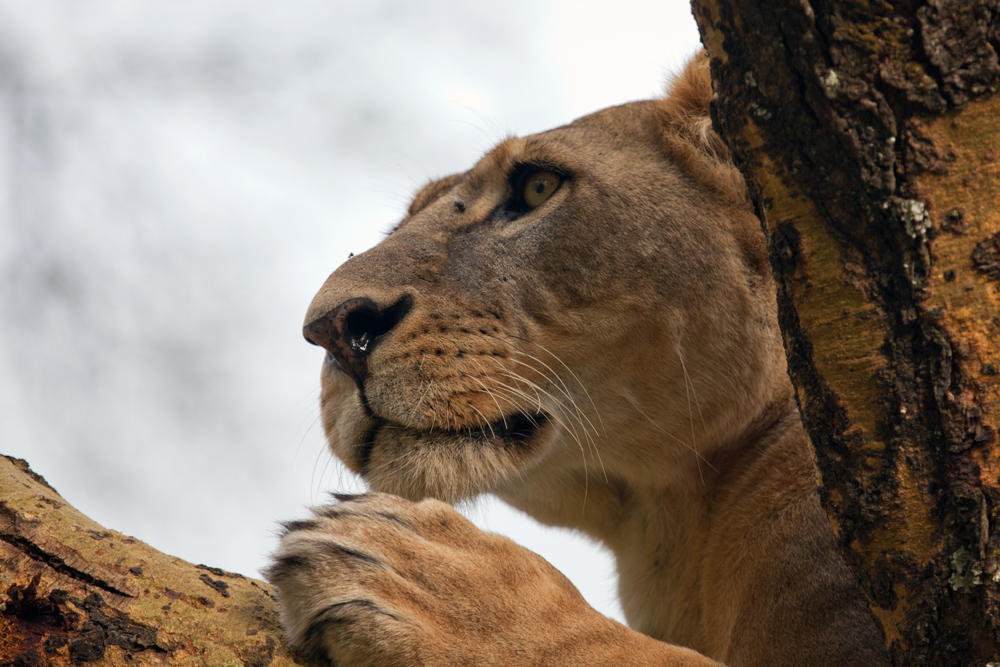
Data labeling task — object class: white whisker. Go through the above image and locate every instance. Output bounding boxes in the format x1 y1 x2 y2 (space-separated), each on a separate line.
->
469 403 497 439
504 333 607 437
464 357 510 431
503 346 602 442
413 379 434 416
489 382 592 508
678 351 701 484
677 348 707 433
626 394 717 481
494 357 607 481
492 365 604 480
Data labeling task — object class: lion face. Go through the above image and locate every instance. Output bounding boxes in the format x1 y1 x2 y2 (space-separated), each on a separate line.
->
304 93 789 505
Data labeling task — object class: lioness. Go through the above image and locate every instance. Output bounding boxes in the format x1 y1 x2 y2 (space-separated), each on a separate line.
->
267 53 891 667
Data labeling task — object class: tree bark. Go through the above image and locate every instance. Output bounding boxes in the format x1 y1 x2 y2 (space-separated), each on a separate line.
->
5 6 1000 665
0 455 302 666
690 1 1000 665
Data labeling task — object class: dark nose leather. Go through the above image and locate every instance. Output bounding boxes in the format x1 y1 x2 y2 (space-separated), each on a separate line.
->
303 295 412 384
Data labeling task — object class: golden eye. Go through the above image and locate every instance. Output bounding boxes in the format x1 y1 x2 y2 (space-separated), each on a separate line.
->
522 170 561 209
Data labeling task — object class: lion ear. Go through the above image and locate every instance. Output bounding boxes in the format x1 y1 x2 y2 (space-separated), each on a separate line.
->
657 51 729 161
407 173 464 217
653 51 744 199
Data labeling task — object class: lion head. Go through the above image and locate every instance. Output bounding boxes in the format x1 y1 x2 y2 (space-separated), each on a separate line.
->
302 53 791 510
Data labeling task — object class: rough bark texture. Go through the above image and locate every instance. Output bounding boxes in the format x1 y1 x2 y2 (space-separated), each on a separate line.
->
5 6 999 664
0 455 302 666
690 1 1000 665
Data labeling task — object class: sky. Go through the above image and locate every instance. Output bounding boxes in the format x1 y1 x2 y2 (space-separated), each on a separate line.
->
0 0 702 623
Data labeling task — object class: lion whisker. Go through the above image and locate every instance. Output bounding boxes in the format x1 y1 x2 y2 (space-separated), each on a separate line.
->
500 355 593 433
676 347 707 434
312 444 337 503
625 394 717 480
490 383 590 466
488 382 593 508
676 350 701 484
502 333 607 437
464 357 511 431
468 403 498 440
492 367 606 483
502 347 602 442
492 358 607 481
413 379 434 417
295 408 324 459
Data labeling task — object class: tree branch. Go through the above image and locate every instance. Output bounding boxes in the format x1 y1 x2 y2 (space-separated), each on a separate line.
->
0 454 303 666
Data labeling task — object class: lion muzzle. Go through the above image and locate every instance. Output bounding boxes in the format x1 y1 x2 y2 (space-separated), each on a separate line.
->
304 294 413 386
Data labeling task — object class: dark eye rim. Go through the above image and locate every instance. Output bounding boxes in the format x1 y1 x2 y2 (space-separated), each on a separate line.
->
505 163 569 215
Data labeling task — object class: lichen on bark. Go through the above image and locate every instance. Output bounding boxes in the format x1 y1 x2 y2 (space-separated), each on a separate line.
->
690 0 1000 664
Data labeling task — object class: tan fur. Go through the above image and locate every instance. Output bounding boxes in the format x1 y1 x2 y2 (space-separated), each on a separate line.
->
268 55 890 667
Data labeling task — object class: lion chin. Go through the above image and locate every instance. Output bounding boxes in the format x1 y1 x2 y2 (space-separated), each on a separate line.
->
355 404 557 504
268 52 892 667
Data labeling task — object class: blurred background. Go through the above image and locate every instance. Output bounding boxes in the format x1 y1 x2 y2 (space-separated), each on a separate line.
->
0 0 701 622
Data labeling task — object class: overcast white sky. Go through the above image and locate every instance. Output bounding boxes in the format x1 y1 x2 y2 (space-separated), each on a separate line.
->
0 0 702 622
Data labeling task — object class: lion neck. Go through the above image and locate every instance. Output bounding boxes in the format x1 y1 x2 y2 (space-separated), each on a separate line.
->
611 398 813 648
495 390 819 656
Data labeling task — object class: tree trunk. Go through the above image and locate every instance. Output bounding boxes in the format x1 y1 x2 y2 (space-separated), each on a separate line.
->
690 1 1000 665
0 455 302 666
5 6 999 665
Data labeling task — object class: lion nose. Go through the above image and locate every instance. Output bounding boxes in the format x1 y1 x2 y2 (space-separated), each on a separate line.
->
303 295 413 383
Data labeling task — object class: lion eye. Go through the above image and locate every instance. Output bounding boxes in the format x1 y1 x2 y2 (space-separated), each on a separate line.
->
521 170 561 210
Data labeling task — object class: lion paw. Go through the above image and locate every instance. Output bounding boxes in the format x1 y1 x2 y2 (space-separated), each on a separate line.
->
267 492 600 667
